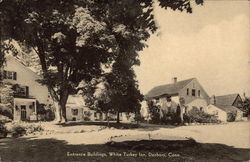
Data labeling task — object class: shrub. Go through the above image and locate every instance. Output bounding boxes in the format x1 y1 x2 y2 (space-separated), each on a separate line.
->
162 112 179 124
148 102 182 124
227 112 236 122
0 122 8 138
26 124 44 134
37 104 47 115
37 104 55 121
149 105 161 124
0 114 12 123
147 101 221 124
83 111 92 121
186 107 220 123
45 109 55 121
11 125 26 138
134 112 144 123
0 105 13 120
8 123 44 137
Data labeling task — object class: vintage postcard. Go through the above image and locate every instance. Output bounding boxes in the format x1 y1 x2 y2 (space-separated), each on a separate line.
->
0 0 249 162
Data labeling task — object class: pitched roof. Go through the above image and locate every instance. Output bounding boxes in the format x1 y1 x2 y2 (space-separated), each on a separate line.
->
215 94 239 106
5 55 41 77
66 95 86 108
145 78 195 99
215 105 243 113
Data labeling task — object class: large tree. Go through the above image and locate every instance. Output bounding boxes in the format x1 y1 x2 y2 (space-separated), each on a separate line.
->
104 60 143 123
83 58 144 123
0 0 203 123
242 96 250 116
0 36 5 69
0 52 4 69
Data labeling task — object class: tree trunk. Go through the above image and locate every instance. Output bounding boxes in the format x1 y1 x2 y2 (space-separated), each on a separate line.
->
61 105 67 123
54 101 62 123
48 88 62 123
60 90 69 123
135 111 140 125
54 101 67 124
116 111 120 123
106 112 110 127
53 93 68 124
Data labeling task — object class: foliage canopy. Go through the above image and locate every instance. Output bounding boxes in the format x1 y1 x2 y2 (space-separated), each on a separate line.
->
0 0 203 122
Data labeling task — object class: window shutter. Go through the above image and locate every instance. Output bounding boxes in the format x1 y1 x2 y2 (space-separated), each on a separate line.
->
26 86 29 97
3 70 7 79
13 72 17 80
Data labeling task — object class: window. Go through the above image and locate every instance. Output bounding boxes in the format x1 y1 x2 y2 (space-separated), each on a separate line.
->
200 107 203 111
192 89 196 96
187 88 189 96
94 112 97 117
72 109 78 116
198 90 200 97
3 70 17 80
192 106 198 110
13 85 29 97
19 87 27 96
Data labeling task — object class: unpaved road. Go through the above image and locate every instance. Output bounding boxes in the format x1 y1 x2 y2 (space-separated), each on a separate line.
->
32 121 250 148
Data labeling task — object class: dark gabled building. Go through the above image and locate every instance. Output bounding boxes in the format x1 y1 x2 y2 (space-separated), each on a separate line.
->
208 93 244 121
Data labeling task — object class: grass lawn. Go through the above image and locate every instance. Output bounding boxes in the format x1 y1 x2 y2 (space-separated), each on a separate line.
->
0 136 249 162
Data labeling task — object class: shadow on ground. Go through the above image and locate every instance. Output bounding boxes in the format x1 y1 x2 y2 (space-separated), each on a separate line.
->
61 121 143 129
60 121 180 132
0 137 249 162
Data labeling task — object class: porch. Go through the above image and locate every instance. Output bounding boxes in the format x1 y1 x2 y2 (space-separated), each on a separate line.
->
13 98 37 121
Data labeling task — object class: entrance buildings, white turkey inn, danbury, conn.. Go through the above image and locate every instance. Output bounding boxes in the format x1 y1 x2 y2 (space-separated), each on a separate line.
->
144 77 244 122
0 54 244 122
0 55 50 121
145 77 210 113
0 54 135 122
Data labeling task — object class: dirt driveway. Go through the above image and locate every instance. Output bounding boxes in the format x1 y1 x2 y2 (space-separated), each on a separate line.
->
29 121 250 148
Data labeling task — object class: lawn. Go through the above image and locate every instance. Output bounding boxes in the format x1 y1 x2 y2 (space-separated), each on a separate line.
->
0 136 249 162
0 121 249 162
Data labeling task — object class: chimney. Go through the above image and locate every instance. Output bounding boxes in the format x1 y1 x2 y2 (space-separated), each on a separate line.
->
242 92 247 101
243 92 246 97
172 77 177 84
210 95 216 105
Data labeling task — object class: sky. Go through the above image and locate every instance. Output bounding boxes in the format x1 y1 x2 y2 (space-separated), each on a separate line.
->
134 0 250 97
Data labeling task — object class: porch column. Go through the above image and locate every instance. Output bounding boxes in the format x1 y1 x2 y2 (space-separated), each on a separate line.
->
13 98 20 121
34 100 37 121
13 98 16 121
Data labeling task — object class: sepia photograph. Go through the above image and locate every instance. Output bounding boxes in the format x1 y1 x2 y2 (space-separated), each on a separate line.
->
0 0 249 161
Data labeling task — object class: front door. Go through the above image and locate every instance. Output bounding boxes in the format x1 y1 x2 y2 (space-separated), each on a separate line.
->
21 105 27 121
